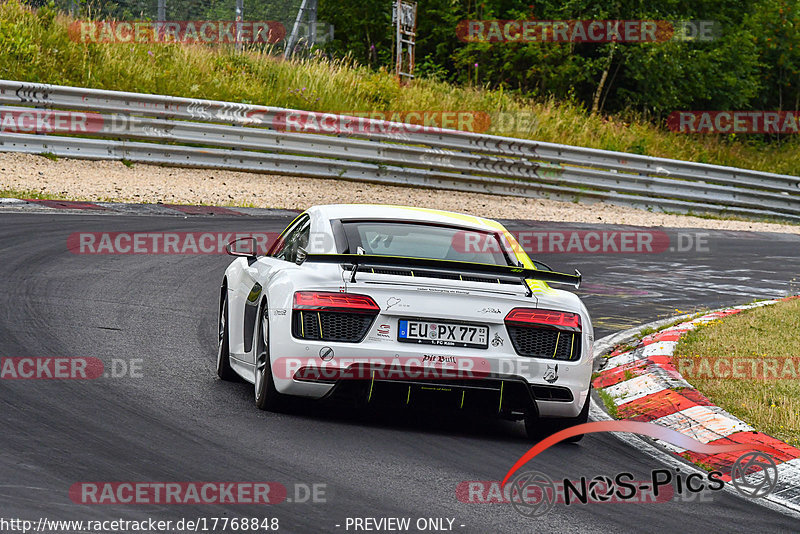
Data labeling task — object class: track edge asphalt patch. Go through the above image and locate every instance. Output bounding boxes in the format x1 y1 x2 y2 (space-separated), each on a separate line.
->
0 197 301 217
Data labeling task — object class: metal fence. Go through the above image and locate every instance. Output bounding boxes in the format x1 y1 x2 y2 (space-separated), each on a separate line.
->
25 0 302 25
1 79 799 222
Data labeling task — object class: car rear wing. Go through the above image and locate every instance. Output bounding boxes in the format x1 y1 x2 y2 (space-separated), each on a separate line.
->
302 253 582 296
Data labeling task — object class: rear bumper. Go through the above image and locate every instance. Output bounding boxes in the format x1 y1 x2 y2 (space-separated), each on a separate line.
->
269 347 591 419
268 305 593 419
322 373 581 420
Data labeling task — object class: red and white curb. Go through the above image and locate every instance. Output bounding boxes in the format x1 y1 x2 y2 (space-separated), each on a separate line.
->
592 297 800 514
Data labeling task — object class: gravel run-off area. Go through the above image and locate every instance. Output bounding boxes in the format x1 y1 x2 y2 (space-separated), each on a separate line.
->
1 152 798 234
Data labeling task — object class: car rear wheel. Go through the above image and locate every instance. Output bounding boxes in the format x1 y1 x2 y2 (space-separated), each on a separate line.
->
216 295 238 381
254 303 287 411
525 391 591 443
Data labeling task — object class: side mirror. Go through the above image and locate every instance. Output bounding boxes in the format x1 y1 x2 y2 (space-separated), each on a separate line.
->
225 237 258 258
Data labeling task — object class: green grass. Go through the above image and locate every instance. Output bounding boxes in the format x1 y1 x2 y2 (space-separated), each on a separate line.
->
680 453 716 472
2 0 800 177
633 313 702 341
664 209 800 226
608 342 638 357
674 298 800 447
623 369 635 381
0 187 281 209
597 389 619 419
635 326 658 340
0 188 62 200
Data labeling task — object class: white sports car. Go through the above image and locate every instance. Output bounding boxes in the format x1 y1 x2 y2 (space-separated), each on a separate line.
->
217 204 594 440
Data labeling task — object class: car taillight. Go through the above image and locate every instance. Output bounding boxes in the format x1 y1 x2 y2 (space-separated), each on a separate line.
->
504 308 581 331
292 292 379 343
505 308 582 360
293 291 380 314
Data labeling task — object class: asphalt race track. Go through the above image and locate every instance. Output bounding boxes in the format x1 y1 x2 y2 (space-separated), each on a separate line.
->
1 211 799 533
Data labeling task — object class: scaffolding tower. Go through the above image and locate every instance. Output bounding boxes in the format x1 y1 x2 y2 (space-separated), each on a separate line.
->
392 0 417 80
284 0 318 59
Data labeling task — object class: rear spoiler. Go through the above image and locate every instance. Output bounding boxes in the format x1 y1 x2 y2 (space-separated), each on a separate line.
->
302 253 582 296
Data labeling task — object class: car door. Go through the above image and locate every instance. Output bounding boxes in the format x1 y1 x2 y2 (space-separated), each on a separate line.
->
238 215 311 365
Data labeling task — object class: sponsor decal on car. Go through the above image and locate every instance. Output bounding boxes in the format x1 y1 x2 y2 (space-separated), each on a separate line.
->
543 364 559 384
491 333 504 347
386 297 404 309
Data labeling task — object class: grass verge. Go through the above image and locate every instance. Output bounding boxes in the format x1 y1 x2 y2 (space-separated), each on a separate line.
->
0 188 64 200
597 389 619 419
674 298 800 447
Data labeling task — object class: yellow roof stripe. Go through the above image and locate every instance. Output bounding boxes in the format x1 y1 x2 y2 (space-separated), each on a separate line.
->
382 205 552 293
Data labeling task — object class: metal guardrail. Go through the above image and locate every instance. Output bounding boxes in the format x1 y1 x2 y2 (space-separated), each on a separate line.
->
0 80 798 222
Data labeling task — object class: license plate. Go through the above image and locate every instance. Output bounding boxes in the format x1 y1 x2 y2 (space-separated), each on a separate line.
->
397 319 489 349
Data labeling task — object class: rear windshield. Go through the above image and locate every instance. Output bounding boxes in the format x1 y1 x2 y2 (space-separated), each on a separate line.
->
339 220 511 266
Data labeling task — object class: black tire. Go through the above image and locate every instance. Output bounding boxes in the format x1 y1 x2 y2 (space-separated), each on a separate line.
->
525 391 591 443
216 293 238 381
254 301 288 411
